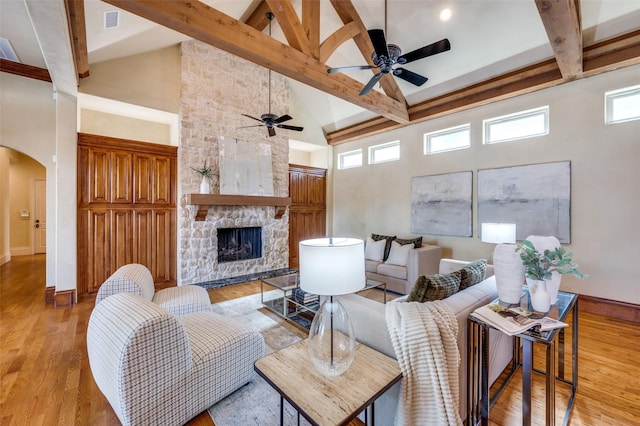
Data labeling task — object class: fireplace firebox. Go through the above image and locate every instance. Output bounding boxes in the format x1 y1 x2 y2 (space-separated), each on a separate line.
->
217 227 262 263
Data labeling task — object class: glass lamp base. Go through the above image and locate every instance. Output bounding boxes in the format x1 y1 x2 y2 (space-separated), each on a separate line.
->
307 296 356 376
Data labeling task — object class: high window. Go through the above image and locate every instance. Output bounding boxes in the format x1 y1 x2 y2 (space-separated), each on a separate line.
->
337 149 363 169
483 106 549 144
605 85 640 124
369 141 400 164
424 124 470 154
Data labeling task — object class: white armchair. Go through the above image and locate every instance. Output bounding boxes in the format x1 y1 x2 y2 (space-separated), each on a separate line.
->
87 292 265 426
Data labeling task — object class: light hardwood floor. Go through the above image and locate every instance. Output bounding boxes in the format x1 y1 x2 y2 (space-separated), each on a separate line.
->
1 255 639 425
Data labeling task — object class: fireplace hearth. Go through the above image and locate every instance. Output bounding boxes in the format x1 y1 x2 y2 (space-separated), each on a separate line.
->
218 227 262 263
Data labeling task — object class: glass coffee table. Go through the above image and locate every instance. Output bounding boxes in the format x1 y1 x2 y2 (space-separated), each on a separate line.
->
261 274 319 328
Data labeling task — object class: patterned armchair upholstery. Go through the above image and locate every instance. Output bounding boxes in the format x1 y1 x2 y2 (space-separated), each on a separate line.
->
87 292 265 426
95 263 212 317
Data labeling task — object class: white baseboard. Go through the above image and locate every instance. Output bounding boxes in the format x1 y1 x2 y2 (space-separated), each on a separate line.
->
10 246 32 256
0 252 10 266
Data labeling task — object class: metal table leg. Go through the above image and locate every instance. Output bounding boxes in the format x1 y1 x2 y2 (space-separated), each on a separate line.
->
522 339 533 426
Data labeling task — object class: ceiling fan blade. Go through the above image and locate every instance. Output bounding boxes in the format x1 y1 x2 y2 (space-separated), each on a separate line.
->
368 29 389 58
268 127 276 137
277 124 304 132
241 113 265 123
399 39 451 64
327 65 376 74
393 68 428 86
274 114 292 124
237 125 265 129
360 72 384 96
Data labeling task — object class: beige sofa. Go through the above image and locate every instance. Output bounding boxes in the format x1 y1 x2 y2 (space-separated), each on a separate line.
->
366 243 442 294
339 259 513 424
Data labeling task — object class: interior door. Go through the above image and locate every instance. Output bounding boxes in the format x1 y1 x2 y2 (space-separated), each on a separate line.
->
34 179 46 254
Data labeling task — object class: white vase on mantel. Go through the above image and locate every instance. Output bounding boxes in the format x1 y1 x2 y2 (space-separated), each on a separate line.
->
526 235 562 303
199 176 211 194
492 243 525 304
527 278 551 313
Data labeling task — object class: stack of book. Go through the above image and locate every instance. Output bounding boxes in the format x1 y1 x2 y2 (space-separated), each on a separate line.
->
291 287 319 305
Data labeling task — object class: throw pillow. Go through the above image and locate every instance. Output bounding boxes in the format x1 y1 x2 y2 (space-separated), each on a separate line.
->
371 233 396 260
364 237 386 262
385 240 413 266
459 259 488 290
407 271 462 303
395 236 423 249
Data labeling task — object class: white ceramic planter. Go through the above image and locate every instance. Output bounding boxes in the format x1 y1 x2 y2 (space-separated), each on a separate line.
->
525 235 562 303
199 176 211 194
527 278 551 313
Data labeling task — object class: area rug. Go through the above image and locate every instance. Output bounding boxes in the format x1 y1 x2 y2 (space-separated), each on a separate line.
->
207 288 396 425
208 291 312 426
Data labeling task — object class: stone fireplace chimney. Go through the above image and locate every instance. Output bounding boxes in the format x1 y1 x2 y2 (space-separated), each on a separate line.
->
178 41 290 285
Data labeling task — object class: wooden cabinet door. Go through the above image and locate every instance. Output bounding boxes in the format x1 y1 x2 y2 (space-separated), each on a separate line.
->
111 210 133 272
132 210 153 267
133 153 153 204
151 209 176 284
86 148 111 204
111 150 132 203
288 165 327 269
153 156 175 205
83 209 111 294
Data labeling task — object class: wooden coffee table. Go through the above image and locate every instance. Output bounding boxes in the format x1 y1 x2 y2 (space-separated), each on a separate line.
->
254 339 401 426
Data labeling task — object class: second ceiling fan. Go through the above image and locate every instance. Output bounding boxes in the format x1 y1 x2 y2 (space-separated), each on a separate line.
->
327 2 451 96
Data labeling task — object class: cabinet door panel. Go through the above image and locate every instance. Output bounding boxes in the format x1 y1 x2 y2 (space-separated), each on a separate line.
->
86 210 111 294
151 209 176 284
112 151 132 203
133 154 153 203
88 149 111 203
133 210 153 268
111 210 133 271
153 156 174 204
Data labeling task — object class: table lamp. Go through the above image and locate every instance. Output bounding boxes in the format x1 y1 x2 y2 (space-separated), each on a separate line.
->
298 237 365 376
481 223 523 304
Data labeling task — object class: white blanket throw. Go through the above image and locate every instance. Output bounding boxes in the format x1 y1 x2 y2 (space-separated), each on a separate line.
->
386 300 462 426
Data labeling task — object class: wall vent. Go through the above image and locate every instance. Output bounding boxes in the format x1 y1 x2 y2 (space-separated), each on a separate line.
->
104 10 120 29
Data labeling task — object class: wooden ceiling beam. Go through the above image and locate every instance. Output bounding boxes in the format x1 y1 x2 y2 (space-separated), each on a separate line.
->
103 0 409 124
326 29 640 145
302 0 320 59
319 21 360 63
65 0 90 78
535 0 583 80
265 0 311 55
243 1 272 31
0 58 51 82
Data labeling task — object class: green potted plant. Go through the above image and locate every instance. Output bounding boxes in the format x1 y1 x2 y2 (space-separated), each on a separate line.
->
191 160 213 194
516 239 586 311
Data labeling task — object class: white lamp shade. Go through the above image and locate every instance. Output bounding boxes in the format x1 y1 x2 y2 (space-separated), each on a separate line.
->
299 238 366 295
481 223 516 244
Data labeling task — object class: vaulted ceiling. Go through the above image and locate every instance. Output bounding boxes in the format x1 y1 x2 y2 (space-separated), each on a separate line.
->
2 0 640 145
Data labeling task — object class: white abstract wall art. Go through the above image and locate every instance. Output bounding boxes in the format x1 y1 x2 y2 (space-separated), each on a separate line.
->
219 136 274 196
410 171 473 237
478 161 571 243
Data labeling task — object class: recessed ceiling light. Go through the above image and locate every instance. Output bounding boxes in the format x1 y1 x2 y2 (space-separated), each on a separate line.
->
439 8 452 22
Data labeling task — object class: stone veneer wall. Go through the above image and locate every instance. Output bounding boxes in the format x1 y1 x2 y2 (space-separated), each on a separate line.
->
179 41 290 285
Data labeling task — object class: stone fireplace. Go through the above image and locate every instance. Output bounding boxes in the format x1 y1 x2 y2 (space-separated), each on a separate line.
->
178 41 290 285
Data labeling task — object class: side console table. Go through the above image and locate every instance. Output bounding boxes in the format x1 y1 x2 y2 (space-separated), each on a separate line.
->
467 290 578 426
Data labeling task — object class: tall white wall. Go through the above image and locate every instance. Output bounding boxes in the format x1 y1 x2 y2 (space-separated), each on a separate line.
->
332 64 640 304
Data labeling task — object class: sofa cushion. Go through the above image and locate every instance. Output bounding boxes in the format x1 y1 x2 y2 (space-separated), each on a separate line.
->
376 262 408 280
371 233 397 260
365 259 381 273
459 259 488 290
385 240 413 266
365 237 386 262
407 270 462 302
395 236 423 249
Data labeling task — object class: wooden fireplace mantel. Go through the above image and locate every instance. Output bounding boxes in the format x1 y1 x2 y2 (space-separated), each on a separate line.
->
186 194 291 221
